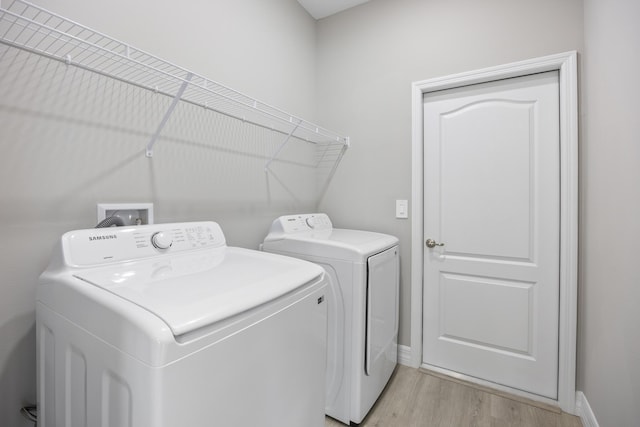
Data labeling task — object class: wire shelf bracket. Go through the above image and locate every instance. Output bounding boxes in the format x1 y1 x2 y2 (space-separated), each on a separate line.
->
264 119 302 172
146 72 193 158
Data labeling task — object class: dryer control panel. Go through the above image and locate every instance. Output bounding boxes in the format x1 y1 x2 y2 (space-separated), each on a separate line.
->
268 213 333 237
59 222 226 267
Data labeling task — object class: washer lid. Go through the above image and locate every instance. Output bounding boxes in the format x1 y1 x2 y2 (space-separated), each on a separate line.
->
263 228 399 261
73 247 323 336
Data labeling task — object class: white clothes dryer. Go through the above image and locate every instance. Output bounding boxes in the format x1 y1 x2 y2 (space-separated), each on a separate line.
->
261 213 399 425
37 221 328 427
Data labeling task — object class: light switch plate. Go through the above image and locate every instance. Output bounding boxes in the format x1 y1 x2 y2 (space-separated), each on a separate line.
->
396 200 408 219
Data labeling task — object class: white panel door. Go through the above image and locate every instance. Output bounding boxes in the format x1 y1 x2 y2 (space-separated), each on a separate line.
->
422 71 560 399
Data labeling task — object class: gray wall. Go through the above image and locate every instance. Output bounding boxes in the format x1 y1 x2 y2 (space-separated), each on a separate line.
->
0 0 319 425
580 0 640 425
315 0 584 348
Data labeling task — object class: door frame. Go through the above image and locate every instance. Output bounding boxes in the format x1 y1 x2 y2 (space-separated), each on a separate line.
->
410 51 578 413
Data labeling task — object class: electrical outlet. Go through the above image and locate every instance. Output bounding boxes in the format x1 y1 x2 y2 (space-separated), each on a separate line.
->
97 203 154 226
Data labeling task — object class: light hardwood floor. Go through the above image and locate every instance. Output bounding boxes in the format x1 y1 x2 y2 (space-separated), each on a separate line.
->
325 366 582 427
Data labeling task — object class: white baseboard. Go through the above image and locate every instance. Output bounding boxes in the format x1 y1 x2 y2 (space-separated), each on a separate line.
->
575 391 600 427
398 344 412 366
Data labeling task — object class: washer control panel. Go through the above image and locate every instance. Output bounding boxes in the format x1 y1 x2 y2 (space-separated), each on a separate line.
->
62 222 226 267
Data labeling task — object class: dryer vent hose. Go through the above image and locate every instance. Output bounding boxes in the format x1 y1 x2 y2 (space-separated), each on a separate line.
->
95 216 126 228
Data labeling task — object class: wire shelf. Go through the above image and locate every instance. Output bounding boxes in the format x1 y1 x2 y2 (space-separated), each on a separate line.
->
0 0 350 156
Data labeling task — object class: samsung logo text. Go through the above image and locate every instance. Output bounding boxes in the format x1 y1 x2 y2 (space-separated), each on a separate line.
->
88 235 117 242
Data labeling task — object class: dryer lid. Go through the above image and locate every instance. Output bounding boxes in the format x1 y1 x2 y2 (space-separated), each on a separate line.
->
73 247 323 336
263 228 399 261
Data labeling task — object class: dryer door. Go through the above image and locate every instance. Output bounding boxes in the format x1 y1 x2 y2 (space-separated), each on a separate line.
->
365 246 399 375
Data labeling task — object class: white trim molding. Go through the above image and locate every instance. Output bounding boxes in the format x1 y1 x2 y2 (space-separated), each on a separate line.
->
576 392 600 427
397 345 412 367
410 51 579 413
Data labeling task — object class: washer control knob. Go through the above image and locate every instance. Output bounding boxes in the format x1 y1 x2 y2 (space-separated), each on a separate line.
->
151 231 173 250
305 217 318 229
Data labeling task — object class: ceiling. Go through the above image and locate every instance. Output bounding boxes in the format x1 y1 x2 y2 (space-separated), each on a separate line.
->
297 0 371 19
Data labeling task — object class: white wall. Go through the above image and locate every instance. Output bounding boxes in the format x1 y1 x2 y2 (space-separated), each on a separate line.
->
0 1 318 425
580 0 640 425
315 0 584 347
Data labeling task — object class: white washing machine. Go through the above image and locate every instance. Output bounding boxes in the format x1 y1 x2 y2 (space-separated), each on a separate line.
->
261 213 399 425
37 221 328 427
